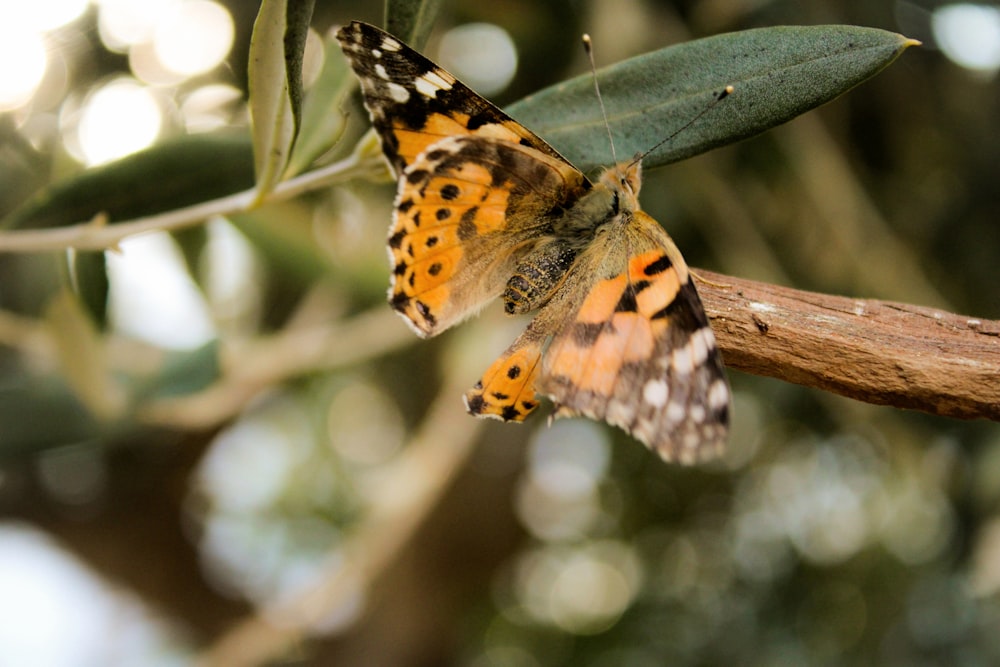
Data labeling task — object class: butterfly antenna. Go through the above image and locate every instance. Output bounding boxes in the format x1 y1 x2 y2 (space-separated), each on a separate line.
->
629 84 735 168
583 34 618 164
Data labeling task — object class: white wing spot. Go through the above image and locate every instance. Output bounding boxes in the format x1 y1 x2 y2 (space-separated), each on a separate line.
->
671 346 692 375
666 400 686 424
708 379 729 409
380 36 402 52
606 400 635 428
689 328 714 365
372 48 382 58
642 379 669 408
414 70 454 98
375 63 389 79
386 81 410 103
689 404 706 424
683 429 702 450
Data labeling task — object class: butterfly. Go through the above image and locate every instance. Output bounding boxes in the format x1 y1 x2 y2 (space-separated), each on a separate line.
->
336 21 729 463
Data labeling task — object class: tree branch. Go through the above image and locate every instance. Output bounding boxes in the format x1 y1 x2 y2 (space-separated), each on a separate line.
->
695 269 1000 421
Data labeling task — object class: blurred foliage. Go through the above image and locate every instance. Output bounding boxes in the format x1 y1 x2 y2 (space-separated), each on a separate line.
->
0 0 999 666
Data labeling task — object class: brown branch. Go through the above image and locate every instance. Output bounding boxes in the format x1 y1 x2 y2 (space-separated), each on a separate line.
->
695 270 1000 421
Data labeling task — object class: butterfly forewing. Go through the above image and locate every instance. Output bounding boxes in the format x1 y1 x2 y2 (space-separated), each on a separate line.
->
336 21 569 174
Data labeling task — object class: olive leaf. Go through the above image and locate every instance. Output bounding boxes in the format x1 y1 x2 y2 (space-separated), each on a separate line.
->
507 25 919 171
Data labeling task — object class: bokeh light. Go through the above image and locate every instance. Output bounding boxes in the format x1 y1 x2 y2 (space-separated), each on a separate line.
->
438 23 518 95
193 389 366 624
932 3 1000 75
327 381 405 467
516 421 612 541
153 0 234 76
0 0 90 110
0 25 48 110
179 83 244 132
0 524 182 665
512 541 642 635
74 77 163 165
106 231 216 349
96 0 174 51
13 0 89 32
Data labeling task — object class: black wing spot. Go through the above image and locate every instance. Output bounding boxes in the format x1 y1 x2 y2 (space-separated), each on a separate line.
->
467 394 485 414
501 405 521 421
436 208 452 221
390 292 411 311
406 169 428 185
662 284 710 330
466 112 492 131
428 262 442 276
643 255 673 276
398 199 414 213
615 288 638 313
440 183 460 200
507 365 521 379
491 391 510 401
388 230 405 249
425 235 439 248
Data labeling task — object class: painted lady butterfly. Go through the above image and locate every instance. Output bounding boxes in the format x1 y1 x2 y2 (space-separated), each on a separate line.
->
337 21 729 463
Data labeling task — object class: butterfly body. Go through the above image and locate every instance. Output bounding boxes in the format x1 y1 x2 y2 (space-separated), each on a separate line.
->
337 21 729 463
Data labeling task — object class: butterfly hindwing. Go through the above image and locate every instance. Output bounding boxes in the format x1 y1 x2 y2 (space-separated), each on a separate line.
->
539 211 729 463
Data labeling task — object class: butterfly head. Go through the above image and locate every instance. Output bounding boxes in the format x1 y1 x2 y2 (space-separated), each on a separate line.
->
600 159 643 210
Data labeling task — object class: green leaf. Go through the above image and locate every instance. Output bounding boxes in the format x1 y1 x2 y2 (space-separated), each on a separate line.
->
507 25 919 171
3 134 255 230
384 0 443 49
248 0 316 199
71 250 110 328
285 32 354 176
134 341 221 401
0 134 253 319
0 376 98 458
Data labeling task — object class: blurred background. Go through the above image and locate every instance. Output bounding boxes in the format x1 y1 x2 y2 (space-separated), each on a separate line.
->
0 0 999 665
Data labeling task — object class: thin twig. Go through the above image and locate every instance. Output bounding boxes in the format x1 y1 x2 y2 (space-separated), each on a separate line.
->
138 306 413 430
0 150 387 254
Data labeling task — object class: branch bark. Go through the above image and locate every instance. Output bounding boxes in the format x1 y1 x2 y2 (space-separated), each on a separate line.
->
695 269 1000 421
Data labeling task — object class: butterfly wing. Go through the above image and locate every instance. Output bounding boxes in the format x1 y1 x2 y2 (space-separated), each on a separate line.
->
336 21 569 175
388 135 589 336
337 21 592 337
538 210 730 464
